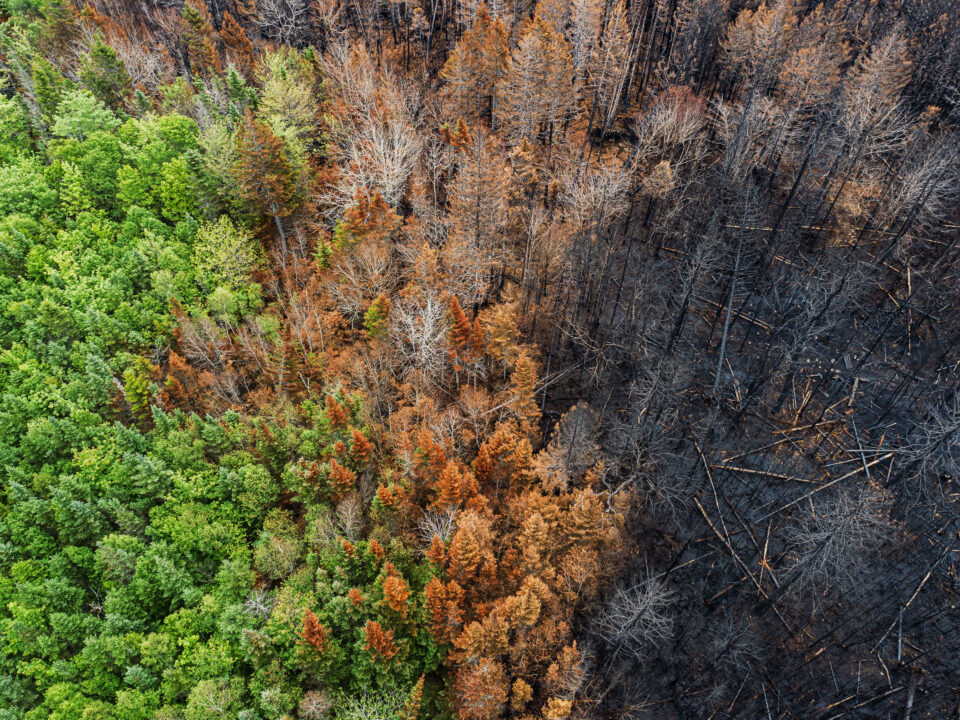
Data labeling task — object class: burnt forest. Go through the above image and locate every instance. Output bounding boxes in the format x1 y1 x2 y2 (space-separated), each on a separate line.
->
0 0 958 718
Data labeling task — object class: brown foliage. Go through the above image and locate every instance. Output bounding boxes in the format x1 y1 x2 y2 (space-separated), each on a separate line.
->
326 394 349 427
349 427 374 464
383 573 411 617
299 609 329 652
455 658 509 720
328 457 356 499
363 620 398 662
425 576 464 644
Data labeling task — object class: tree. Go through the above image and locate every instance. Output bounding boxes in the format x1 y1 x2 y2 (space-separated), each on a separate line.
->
80 36 131 110
393 289 450 385
722 0 797 93
448 295 475 373
328 457 356 499
349 428 374 465
191 216 263 291
383 573 411 617
455 658 508 720
300 609 330 652
363 620 398 662
364 294 391 338
780 484 893 610
425 577 464 644
433 460 478 510
586 0 631 136
183 0 221 78
51 89 121 141
440 7 510 125
233 110 304 241
256 47 323 141
507 350 540 438
595 581 675 663
443 129 512 305
498 16 578 145
327 227 395 326
256 0 312 46
221 11 257 77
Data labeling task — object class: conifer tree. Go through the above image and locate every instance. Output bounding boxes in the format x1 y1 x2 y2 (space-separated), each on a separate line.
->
299 609 330 652
222 11 257 77
455 659 509 720
363 620 399 661
383 573 411 617
510 349 540 433
234 110 303 241
399 676 425 720
498 16 578 145
79 36 131 109
448 295 475 370
326 394 349 428
440 7 510 125
349 428 374 465
586 0 630 136
443 130 512 305
363 295 391 338
328 457 356 499
183 0 222 77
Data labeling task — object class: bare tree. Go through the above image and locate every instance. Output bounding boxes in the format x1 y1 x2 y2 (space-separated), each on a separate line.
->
419 508 457 548
897 393 960 499
256 0 312 46
392 289 450 385
595 579 676 662
780 484 895 612
326 239 395 326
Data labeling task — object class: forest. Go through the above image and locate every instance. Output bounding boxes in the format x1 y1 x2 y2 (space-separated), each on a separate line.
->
0 0 958 718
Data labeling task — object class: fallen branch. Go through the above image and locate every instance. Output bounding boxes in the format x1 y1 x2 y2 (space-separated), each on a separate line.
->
756 452 894 522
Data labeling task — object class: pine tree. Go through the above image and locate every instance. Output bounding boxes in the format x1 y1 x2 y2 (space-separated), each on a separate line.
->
326 394 349 428
483 303 521 368
440 7 510 124
234 110 302 237
183 0 222 77
587 0 631 135
31 57 66 122
399 676 425 720
455 659 508 720
364 295 391 338
363 620 398 661
299 609 329 652
80 36 131 110
328 457 356 499
509 583 542 628
122 358 158 431
543 697 574 719
383 573 411 617
448 295 475 374
235 0 259 24
447 511 495 584
722 0 798 92
443 131 512 305
368 539 386 561
348 587 365 607
511 678 533 711
426 534 447 566
426 576 465 644
349 428 374 465
498 16 578 145
510 349 540 433
336 190 402 246
433 460 478 510
221 11 256 77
